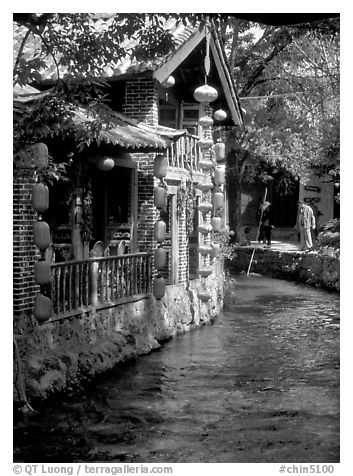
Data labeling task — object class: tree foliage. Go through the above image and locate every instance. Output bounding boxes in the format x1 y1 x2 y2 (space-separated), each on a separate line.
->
216 16 340 239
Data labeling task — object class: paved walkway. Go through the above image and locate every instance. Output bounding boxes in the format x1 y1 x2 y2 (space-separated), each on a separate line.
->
249 240 302 253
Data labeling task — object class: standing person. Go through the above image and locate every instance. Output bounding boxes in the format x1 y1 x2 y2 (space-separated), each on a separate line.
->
309 202 323 240
295 201 316 250
256 201 274 248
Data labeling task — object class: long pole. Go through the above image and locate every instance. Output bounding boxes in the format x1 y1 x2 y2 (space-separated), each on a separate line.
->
247 187 268 276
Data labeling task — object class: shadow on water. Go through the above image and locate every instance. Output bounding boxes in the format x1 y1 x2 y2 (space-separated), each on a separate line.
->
14 274 340 463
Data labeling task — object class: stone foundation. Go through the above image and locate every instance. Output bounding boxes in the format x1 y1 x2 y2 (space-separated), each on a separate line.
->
13 261 224 403
226 247 339 292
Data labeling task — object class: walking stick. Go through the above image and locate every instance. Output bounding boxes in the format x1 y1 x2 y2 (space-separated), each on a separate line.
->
247 187 268 276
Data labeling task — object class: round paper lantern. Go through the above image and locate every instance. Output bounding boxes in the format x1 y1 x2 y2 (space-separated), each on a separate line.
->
198 245 213 256
154 155 168 179
214 109 227 121
214 139 226 162
34 260 51 285
29 143 49 169
199 159 214 170
213 192 224 210
154 186 167 210
198 137 214 150
33 293 52 323
97 156 114 171
214 166 225 186
198 291 211 302
198 202 213 213
210 241 220 258
197 267 213 277
198 115 214 127
34 221 51 250
32 183 49 213
154 247 167 270
194 84 218 103
211 216 222 232
197 181 213 192
153 275 166 300
198 223 213 234
154 220 166 242
162 75 175 88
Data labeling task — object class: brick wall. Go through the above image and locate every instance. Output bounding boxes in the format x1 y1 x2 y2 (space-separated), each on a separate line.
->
13 170 39 314
123 75 159 127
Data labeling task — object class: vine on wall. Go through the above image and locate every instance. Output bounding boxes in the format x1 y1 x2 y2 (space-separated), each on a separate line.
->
177 178 197 235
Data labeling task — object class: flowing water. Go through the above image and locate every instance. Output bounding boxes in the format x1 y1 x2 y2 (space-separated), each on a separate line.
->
14 274 340 463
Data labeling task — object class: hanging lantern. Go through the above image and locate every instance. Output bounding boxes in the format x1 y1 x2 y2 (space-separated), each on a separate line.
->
153 275 166 300
197 181 213 192
33 293 52 323
214 139 226 162
213 191 224 210
162 75 175 88
198 245 213 256
194 84 218 104
154 220 166 243
214 109 227 122
198 115 214 127
29 142 49 169
34 260 51 285
154 186 167 210
214 166 225 186
198 291 211 302
197 267 213 277
198 202 213 214
210 241 220 258
154 155 168 179
198 137 214 150
97 156 114 171
32 182 49 213
154 247 167 270
199 159 214 170
34 221 51 250
198 223 213 234
211 216 222 232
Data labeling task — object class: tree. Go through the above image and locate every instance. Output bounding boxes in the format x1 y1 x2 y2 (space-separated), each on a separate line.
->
13 13 204 158
215 16 339 241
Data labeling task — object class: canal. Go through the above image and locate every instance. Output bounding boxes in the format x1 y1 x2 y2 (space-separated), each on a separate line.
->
13 274 340 463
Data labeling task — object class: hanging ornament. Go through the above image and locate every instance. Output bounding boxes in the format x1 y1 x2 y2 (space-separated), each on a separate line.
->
214 165 225 186
34 220 51 250
32 182 49 213
33 293 52 323
154 155 168 179
198 202 213 213
214 109 227 122
162 75 175 101
193 84 218 104
197 266 213 277
154 220 166 243
214 139 226 162
97 156 114 171
154 247 167 270
153 275 166 300
154 186 167 210
213 191 224 210
198 115 214 127
211 216 222 232
34 260 51 285
198 291 211 302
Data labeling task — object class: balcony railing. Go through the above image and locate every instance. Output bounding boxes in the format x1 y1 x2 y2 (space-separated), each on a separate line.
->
166 134 200 170
51 252 153 319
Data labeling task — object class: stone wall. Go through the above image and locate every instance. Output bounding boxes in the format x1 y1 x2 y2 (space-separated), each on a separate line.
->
226 248 339 292
13 260 224 403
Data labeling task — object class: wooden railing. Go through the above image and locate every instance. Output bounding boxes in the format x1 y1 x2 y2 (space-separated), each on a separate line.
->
166 134 200 170
51 252 153 319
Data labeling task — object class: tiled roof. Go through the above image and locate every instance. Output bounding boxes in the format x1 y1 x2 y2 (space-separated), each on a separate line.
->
13 85 186 151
